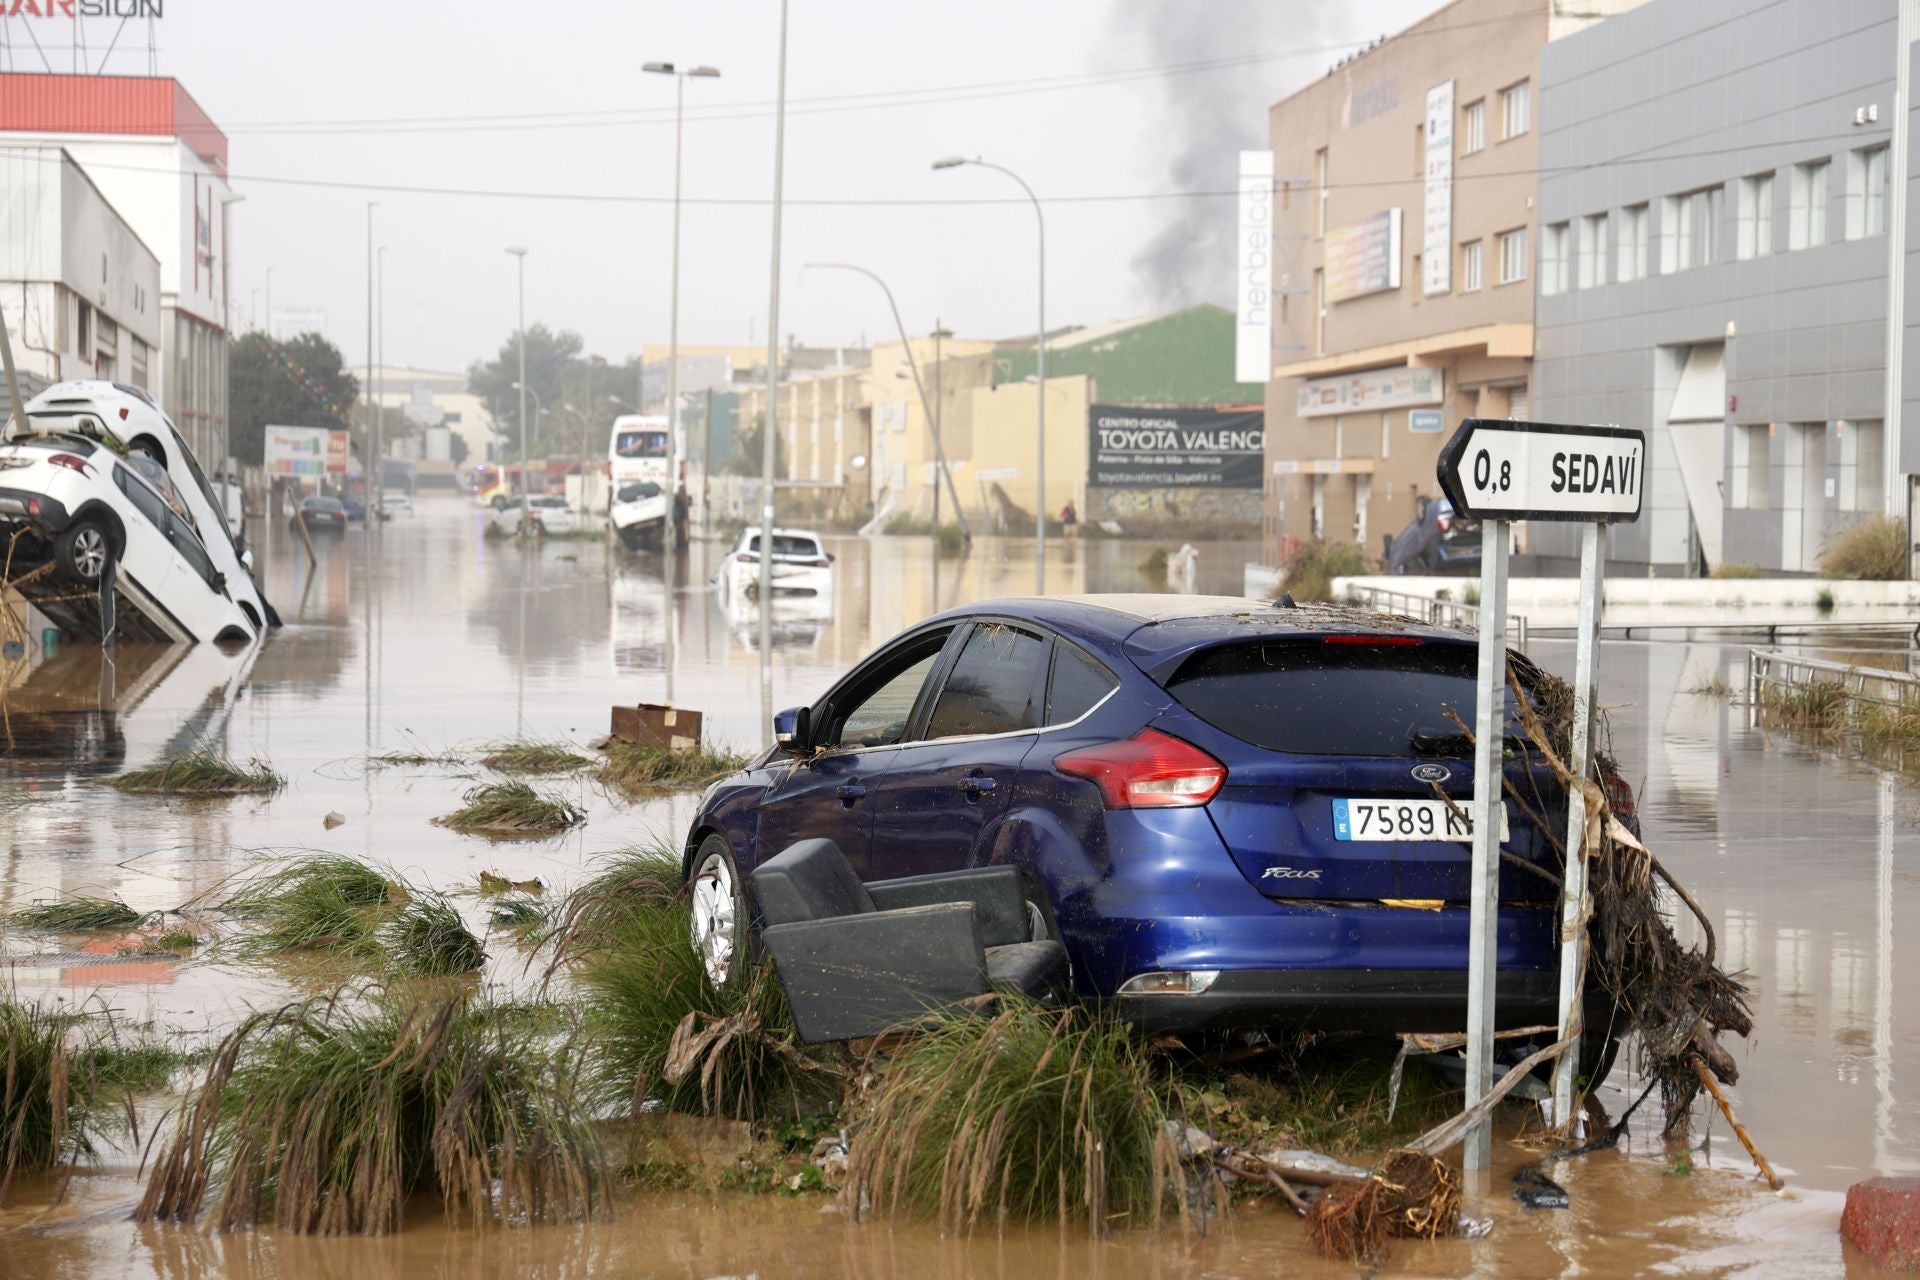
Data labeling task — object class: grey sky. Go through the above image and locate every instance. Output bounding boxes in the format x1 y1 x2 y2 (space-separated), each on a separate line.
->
35 0 1435 373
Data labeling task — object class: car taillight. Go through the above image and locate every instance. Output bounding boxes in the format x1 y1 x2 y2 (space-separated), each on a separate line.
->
27 498 41 516
811 557 831 568
48 453 91 477
1055 729 1225 809
739 552 758 564
1437 513 1452 533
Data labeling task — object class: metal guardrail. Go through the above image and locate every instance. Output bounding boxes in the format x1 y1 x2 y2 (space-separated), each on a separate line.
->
1746 649 1920 717
1344 584 1528 650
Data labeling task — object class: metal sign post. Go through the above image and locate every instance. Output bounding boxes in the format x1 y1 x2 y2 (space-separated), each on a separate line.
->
1549 521 1604 1126
1436 418 1645 1173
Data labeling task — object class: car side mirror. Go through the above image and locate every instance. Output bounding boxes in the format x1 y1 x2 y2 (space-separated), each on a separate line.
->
210 572 228 595
240 549 255 573
773 705 812 753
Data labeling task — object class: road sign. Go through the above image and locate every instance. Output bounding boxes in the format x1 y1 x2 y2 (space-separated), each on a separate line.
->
1436 415 1647 1176
1437 419 1645 523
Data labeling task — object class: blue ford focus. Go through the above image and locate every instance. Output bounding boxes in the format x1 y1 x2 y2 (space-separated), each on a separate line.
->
682 594 1625 1047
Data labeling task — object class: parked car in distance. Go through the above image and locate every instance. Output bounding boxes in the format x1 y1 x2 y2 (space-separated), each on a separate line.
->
380 492 413 517
490 494 579 537
1384 496 1481 575
683 595 1630 1075
718 527 833 601
610 481 667 552
0 431 259 644
295 496 349 530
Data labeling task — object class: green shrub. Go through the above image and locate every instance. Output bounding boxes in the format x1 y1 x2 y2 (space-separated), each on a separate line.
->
221 855 407 959
138 989 608 1234
845 1002 1179 1233
1279 539 1373 602
0 997 115 1203
1710 562 1763 579
1821 516 1908 581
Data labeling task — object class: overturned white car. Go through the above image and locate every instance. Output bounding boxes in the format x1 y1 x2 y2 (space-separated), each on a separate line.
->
0 381 276 645
609 480 669 552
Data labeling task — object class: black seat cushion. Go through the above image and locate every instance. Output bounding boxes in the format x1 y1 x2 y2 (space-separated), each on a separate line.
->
750 838 875 926
983 941 1069 999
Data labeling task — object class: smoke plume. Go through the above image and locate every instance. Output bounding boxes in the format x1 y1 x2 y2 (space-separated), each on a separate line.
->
1118 1 1342 310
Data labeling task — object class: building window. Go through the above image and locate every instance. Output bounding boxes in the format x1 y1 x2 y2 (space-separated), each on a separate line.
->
130 336 149 391
1462 99 1485 153
1850 419 1885 511
1737 172 1774 259
1500 80 1530 140
76 301 93 362
1314 147 1329 237
1661 186 1720 274
1576 213 1607 288
1313 268 1325 355
1498 227 1528 285
1617 203 1649 282
1730 423 1770 510
1461 239 1484 292
1540 223 1569 295
1413 123 1424 178
1789 159 1829 249
1846 145 1890 239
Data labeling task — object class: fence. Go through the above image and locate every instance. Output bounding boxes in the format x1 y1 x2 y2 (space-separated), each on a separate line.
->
1343 583 1529 649
1745 650 1920 720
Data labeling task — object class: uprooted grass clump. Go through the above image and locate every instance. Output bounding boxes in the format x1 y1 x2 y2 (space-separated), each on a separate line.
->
138 989 609 1234
381 894 488 977
479 738 591 775
108 750 284 796
7 894 143 932
220 854 407 959
1820 515 1907 580
548 852 841 1126
435 781 585 835
1277 539 1372 603
597 741 749 793
0 996 117 1205
1759 680 1850 738
845 1001 1182 1235
1175 1041 1459 1160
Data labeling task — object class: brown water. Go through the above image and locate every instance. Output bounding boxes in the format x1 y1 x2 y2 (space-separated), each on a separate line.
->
0 494 1910 1276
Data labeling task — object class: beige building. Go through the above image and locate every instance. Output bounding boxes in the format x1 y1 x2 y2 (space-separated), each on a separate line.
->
1261 0 1644 567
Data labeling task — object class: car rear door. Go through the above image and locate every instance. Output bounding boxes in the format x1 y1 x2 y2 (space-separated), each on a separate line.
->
752 623 959 877
867 620 1053 879
1152 635 1561 905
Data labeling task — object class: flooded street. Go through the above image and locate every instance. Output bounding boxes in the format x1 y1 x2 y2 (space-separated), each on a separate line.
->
1 495 1912 1276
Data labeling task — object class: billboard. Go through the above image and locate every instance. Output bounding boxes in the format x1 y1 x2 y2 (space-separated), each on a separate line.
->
1235 150 1274 384
1088 405 1264 489
264 425 350 477
1296 366 1445 418
1324 209 1402 303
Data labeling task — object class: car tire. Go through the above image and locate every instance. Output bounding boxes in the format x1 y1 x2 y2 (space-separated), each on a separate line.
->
688 835 748 989
55 518 113 584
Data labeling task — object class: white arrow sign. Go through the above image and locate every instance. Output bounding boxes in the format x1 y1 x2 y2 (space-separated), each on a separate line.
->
1437 419 1646 523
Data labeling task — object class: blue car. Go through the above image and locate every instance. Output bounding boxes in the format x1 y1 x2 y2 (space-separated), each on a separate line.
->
683 594 1625 1048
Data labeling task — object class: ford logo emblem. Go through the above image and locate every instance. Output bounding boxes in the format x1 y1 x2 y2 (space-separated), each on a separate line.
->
1411 762 1451 784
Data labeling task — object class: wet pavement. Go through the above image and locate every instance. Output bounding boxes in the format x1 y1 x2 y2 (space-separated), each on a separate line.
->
0 492 1913 1276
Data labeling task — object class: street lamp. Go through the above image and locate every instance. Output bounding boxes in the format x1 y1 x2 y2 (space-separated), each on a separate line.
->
644 60 721 549
933 155 1046 592
506 247 529 498
802 262 968 544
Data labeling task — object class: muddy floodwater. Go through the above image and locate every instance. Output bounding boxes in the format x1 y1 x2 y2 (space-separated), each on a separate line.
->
1 494 1912 1277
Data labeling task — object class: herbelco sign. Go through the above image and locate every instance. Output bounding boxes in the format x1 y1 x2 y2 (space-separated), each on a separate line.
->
1087 405 1264 489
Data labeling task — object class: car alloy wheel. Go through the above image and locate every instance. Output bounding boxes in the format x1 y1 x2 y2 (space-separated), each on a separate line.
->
689 842 741 985
70 526 108 579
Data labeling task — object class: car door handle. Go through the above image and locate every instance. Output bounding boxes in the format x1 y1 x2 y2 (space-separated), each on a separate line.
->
837 782 867 805
960 776 997 797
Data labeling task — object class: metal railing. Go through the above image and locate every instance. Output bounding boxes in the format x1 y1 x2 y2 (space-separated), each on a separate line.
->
1343 583 1529 649
1745 649 1920 718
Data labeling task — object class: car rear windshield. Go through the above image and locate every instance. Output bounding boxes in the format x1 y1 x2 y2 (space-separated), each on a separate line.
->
1162 638 1524 757
747 535 821 558
616 482 661 502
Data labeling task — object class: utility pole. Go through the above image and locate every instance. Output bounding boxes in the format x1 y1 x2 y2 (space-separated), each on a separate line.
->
507 247 529 500
375 245 386 524
933 320 952 531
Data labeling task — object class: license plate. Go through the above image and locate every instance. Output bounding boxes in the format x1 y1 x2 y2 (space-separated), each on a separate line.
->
1332 798 1510 843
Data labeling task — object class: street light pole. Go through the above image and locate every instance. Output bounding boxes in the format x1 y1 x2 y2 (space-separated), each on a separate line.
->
375 245 387 523
802 262 969 543
507 247 529 499
366 202 377 495
933 156 1046 592
760 0 790 742
645 60 722 549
